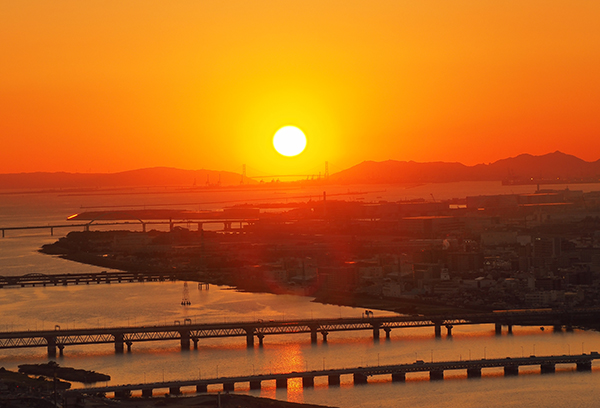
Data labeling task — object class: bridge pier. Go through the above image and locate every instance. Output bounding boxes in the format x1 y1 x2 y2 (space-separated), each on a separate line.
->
57 344 64 356
391 372 406 382
541 363 555 373
169 386 181 395
114 333 124 353
321 331 329 342
249 380 261 390
302 376 314 388
384 327 391 339
328 374 340 386
495 323 502 335
553 324 562 332
577 361 592 371
46 337 56 358
276 378 288 389
141 388 153 398
371 322 380 340
223 382 235 392
257 333 264 346
446 324 453 336
192 338 199 349
429 370 444 380
196 384 208 393
434 323 442 338
353 372 368 384
245 328 255 347
126 341 132 352
310 326 318 344
507 325 513 334
467 368 482 378
504 365 519 376
180 330 190 350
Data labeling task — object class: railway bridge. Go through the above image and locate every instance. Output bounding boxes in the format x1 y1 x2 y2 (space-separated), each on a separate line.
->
0 271 204 288
1 308 598 357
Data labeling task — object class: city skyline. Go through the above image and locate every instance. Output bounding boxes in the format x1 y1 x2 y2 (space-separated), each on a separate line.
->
2 1 599 176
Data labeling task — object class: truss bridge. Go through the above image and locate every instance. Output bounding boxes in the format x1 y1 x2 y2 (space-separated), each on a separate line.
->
1 308 599 357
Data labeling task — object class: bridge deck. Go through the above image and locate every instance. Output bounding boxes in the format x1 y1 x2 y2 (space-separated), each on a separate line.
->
0 271 200 288
69 353 599 396
0 308 598 355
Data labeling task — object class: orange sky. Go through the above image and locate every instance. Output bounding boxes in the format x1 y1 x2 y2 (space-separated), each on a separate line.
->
1 1 599 176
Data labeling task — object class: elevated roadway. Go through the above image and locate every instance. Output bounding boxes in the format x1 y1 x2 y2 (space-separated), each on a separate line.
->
66 353 599 398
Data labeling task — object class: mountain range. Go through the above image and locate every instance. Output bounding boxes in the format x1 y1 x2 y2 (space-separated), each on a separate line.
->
0 168 243 191
1 151 599 190
329 151 600 184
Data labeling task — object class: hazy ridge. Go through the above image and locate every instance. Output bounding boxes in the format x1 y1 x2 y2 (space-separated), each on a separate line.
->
2 151 600 190
329 151 600 184
0 167 245 190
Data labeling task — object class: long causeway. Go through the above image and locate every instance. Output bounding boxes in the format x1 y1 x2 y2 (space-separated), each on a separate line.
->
67 353 599 398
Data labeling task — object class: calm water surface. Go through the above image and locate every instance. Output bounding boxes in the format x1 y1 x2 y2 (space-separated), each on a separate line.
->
1 182 600 407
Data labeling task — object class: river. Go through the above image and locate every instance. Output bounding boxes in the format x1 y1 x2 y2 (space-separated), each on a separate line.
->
1 181 600 407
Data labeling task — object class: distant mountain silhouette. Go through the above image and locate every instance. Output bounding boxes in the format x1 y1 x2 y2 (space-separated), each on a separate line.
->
2 152 600 190
329 152 600 184
0 167 247 190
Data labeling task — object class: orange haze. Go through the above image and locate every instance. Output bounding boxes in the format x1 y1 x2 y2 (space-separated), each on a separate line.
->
1 1 599 176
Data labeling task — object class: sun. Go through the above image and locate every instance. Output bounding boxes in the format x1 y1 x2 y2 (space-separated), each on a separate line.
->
273 126 307 157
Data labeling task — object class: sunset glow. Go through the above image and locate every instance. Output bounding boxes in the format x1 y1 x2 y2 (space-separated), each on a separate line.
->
1 1 599 175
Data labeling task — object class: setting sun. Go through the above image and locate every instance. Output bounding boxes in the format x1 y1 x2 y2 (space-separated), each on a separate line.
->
273 126 307 157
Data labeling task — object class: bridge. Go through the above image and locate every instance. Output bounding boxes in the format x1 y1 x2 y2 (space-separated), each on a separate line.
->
0 218 257 237
1 221 136 237
66 353 599 398
1 309 597 358
0 271 201 288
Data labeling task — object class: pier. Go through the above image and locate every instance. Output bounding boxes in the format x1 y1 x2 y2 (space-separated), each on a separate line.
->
0 309 598 357
66 353 599 398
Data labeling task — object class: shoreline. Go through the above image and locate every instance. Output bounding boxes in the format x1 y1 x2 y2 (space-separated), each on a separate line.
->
48 251 477 316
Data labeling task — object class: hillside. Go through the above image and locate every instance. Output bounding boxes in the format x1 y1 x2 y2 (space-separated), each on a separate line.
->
2 152 600 190
0 167 246 190
329 151 600 184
